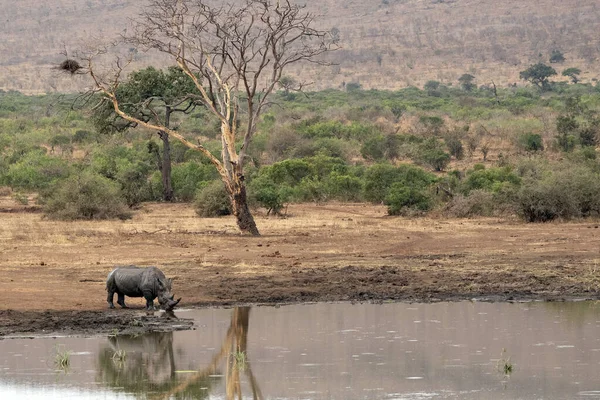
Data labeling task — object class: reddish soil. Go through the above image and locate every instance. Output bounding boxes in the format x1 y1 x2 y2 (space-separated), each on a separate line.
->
1 201 599 336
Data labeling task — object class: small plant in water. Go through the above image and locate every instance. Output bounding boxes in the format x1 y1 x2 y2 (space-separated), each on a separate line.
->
231 350 247 371
112 349 127 364
497 348 513 375
54 345 71 370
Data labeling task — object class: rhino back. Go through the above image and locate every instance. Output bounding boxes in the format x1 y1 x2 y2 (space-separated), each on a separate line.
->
109 266 147 297
107 266 166 298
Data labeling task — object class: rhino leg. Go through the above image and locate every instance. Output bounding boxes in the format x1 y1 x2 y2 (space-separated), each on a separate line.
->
145 298 155 310
107 291 115 309
142 289 157 310
117 293 128 308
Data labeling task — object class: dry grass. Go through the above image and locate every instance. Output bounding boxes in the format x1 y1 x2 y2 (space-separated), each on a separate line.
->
1 0 599 93
1 197 600 312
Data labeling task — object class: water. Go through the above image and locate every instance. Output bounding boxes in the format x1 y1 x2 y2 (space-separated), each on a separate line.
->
2 301 600 399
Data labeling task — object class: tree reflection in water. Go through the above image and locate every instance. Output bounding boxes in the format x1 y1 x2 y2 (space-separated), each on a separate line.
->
97 307 262 399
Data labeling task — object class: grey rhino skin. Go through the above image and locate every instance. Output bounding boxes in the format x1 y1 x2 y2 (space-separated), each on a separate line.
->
106 266 181 311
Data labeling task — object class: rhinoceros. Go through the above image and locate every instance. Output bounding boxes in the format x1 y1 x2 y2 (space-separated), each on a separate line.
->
106 266 181 311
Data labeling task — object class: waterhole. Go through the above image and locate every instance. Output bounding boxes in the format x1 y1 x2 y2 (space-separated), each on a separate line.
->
2 301 600 399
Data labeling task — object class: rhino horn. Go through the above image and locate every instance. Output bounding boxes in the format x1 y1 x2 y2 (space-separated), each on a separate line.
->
166 297 181 310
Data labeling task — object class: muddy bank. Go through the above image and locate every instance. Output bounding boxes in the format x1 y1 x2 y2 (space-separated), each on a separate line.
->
0 309 194 338
1 269 597 337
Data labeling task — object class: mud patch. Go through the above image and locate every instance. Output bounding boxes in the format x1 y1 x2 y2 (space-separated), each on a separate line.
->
0 309 194 338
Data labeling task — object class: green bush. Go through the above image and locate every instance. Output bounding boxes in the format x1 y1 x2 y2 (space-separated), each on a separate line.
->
518 133 544 152
418 115 444 135
445 136 464 160
325 172 364 202
5 151 71 191
517 179 577 222
361 135 386 161
419 148 451 171
296 120 379 141
194 180 231 217
579 126 598 147
361 134 400 161
248 174 292 215
364 163 437 203
385 183 432 215
295 177 328 203
517 164 600 221
263 159 312 186
171 161 218 201
116 161 153 207
415 138 451 171
42 171 132 220
72 130 94 143
462 166 521 194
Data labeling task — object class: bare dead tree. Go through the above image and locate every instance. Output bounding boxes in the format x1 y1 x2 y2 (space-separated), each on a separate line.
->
69 0 336 236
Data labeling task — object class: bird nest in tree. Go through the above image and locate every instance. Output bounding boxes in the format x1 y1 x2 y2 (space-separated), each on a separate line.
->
58 59 83 74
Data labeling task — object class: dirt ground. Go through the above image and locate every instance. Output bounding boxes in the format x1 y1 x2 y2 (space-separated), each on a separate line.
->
1 199 600 337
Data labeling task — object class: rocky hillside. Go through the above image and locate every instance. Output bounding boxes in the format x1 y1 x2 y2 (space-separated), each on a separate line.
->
1 0 599 93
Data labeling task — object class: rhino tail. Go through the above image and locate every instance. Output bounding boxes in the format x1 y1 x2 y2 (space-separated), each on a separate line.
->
106 268 117 291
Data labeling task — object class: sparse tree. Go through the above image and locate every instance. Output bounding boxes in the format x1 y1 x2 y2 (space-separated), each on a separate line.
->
519 63 557 91
562 67 581 84
549 49 566 63
278 76 297 94
92 66 201 202
68 0 335 235
424 80 441 96
458 73 476 92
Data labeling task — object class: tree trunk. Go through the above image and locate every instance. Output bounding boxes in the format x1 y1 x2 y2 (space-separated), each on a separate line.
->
227 176 260 236
158 131 174 202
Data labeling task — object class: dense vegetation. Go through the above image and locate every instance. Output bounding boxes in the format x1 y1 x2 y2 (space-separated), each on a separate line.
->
1 77 600 222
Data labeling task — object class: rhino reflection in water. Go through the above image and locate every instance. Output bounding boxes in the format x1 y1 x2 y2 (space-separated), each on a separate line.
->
97 307 263 400
97 332 217 398
106 265 181 310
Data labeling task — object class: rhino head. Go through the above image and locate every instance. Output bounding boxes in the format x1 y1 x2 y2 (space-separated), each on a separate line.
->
157 278 181 311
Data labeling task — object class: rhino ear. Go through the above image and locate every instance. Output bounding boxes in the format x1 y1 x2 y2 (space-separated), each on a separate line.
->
157 278 165 290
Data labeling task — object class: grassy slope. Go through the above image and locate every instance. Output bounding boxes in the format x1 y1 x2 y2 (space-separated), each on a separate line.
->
1 0 599 93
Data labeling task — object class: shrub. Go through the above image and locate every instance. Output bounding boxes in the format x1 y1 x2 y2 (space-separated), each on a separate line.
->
171 161 218 201
43 172 132 220
72 130 93 143
462 166 521 194
418 115 445 135
517 179 577 222
248 174 292 215
579 126 598 147
264 159 312 186
361 135 386 161
516 164 600 221
314 137 359 161
361 134 400 161
5 151 71 191
325 172 364 202
385 183 432 215
443 190 496 218
416 138 451 171
265 128 307 161
445 136 464 160
116 161 153 207
364 163 437 203
295 177 328 203
518 133 544 152
194 180 231 217
419 148 451 171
